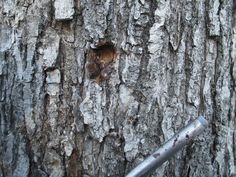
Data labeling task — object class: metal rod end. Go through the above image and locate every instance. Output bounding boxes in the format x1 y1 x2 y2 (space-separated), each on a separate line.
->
197 116 208 127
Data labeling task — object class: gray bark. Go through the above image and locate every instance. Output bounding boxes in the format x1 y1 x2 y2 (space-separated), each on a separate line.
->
0 0 235 177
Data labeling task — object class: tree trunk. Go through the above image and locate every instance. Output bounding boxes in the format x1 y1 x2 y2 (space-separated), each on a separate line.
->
0 0 235 177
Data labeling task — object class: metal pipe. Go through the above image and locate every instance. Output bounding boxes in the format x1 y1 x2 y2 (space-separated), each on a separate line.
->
126 116 208 177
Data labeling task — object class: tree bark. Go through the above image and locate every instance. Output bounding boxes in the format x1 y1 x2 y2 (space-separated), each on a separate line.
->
0 0 235 177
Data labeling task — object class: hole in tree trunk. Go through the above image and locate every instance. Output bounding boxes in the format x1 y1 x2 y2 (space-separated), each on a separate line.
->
86 41 117 83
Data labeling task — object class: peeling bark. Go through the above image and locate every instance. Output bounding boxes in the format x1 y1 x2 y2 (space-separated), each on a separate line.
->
0 0 235 177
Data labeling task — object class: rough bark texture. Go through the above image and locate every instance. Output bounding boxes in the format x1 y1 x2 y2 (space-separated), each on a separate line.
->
0 0 235 177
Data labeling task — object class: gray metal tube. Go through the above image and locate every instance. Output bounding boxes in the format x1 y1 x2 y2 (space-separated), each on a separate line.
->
126 116 208 177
